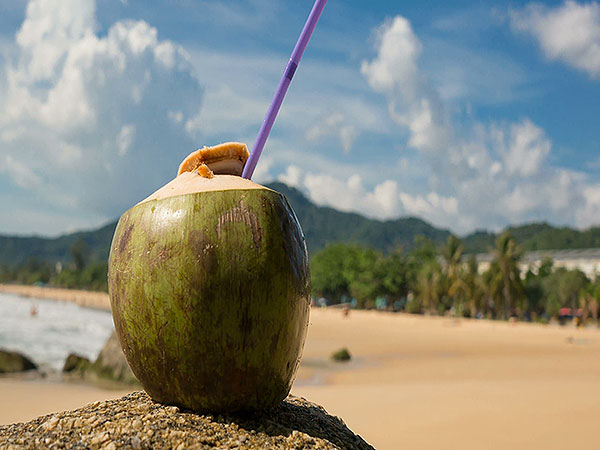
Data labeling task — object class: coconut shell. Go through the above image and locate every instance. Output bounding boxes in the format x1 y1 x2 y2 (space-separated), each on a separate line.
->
108 175 310 412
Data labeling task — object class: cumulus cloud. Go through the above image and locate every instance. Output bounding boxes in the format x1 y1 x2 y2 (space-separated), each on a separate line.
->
361 17 453 157
0 0 203 230
510 1 600 78
267 13 598 233
495 119 551 177
303 171 402 219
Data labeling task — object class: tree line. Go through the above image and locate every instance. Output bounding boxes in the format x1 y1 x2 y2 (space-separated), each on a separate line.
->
0 238 108 292
311 232 600 323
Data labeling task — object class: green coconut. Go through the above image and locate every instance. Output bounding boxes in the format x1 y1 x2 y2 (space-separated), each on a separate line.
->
107 143 311 412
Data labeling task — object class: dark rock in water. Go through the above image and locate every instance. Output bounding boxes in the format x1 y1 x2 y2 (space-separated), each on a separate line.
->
62 353 91 373
0 391 374 449
92 331 138 384
0 349 37 373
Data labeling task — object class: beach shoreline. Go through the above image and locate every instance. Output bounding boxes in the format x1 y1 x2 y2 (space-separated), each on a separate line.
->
0 284 110 310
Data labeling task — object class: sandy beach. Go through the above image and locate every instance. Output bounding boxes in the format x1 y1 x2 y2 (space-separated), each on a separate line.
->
2 289 600 449
0 284 110 310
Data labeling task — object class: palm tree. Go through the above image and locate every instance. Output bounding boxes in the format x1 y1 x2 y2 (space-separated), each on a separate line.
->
481 261 503 319
492 232 523 319
442 235 465 315
442 235 464 279
450 255 484 317
416 261 445 314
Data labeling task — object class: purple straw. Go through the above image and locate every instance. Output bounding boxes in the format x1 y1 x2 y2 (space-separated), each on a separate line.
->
242 0 328 179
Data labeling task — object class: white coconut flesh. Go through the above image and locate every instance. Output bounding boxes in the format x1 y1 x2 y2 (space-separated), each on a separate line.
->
138 142 267 205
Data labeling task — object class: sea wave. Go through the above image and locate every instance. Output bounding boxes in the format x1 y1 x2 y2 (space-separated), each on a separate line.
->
0 292 114 371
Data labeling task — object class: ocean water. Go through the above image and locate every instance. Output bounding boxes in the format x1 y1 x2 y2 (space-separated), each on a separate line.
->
0 292 114 372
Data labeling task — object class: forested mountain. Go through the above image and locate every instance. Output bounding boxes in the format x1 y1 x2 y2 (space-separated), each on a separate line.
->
1 182 599 267
269 182 451 254
462 223 600 253
0 222 116 267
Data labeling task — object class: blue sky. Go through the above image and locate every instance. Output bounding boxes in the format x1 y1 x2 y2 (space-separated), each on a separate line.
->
0 0 599 236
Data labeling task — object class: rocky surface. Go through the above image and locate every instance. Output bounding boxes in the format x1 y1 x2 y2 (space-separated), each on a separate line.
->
0 391 373 449
0 349 37 374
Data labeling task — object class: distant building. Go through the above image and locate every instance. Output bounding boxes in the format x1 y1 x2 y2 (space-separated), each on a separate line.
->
475 248 600 280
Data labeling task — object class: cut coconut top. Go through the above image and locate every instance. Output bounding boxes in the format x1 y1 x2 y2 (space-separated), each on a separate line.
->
138 143 265 205
177 142 249 177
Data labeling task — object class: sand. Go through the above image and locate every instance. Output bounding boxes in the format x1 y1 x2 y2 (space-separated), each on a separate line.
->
293 310 600 449
0 284 110 310
2 293 600 449
0 378 129 425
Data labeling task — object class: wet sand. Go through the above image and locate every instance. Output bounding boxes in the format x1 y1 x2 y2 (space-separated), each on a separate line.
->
2 295 600 449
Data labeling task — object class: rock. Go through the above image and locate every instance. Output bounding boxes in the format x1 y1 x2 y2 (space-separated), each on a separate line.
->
60 333 138 385
0 349 37 373
331 348 352 362
62 353 91 373
0 391 373 449
92 331 138 384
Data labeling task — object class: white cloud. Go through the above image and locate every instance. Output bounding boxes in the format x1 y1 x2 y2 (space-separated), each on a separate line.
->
360 17 422 95
116 124 135 157
278 168 402 221
0 0 203 229
354 14 600 232
577 184 600 227
372 180 401 217
15 0 96 82
361 16 453 157
277 165 302 188
496 119 550 177
305 112 358 153
510 1 600 78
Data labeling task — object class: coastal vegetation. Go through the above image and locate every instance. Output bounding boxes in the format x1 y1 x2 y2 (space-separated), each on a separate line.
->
0 238 108 292
311 233 600 323
0 228 599 324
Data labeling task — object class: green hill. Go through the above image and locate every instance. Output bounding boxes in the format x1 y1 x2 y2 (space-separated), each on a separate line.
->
463 222 600 253
1 183 599 267
0 222 116 267
268 182 451 254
